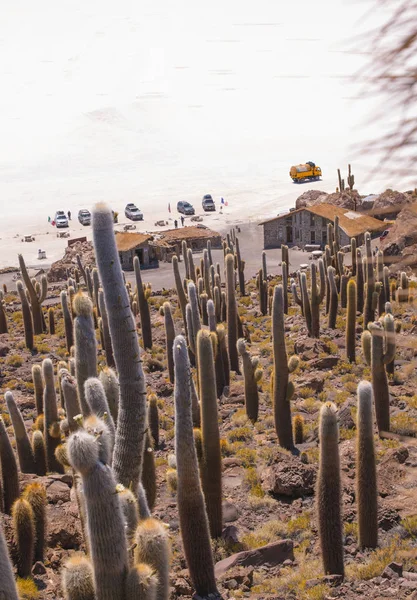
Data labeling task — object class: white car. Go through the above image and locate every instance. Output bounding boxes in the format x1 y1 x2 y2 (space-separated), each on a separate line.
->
125 203 143 221
55 211 69 228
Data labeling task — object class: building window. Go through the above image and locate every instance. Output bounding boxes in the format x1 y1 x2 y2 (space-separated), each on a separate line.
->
310 213 315 226
311 231 316 244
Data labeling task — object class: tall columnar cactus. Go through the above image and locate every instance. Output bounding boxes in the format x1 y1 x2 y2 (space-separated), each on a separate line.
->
162 301 176 384
200 293 208 326
364 232 375 329
23 482 47 563
98 290 115 368
310 260 325 337
93 203 147 494
17 280 34 350
376 250 386 315
334 215 341 255
173 335 220 598
68 430 129 600
328 266 338 329
61 290 74 353
356 381 378 549
216 324 228 396
340 273 349 309
350 237 357 277
134 519 170 600
363 313 396 433
221 290 227 322
346 279 357 363
6 391 36 473
317 402 344 577
85 378 116 451
62 554 96 600
261 251 267 282
92 268 101 315
32 364 44 416
18 254 47 334
356 248 364 313
347 163 355 189
117 485 139 545
258 268 268 316
237 338 262 423
207 298 217 332
197 330 223 538
182 240 190 279
0 518 19 600
271 285 299 449
203 249 212 299
43 358 64 473
32 430 47 476
300 272 313 336
141 432 156 511
99 368 119 424
172 255 188 332
187 248 196 283
48 306 55 335
134 256 153 349
383 266 390 305
281 244 289 268
148 393 159 448
61 373 82 433
12 498 35 578
235 236 246 296
282 261 289 314
73 292 97 417
76 253 87 283
85 267 94 300
0 290 8 334
0 415 20 513
396 271 409 303
226 253 239 373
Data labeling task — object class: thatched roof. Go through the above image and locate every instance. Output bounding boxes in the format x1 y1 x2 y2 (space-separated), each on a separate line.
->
115 232 153 252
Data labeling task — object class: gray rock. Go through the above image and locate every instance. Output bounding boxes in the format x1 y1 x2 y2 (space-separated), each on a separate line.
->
215 540 294 578
262 455 316 498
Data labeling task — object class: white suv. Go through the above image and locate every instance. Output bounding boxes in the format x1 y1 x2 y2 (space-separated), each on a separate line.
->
55 211 69 228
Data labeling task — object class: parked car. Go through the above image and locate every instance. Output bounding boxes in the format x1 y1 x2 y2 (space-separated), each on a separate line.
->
380 229 390 242
125 203 143 221
202 194 215 211
55 211 69 228
177 201 195 215
78 209 91 226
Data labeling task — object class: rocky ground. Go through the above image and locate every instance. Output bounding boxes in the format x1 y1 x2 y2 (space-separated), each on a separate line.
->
0 263 417 599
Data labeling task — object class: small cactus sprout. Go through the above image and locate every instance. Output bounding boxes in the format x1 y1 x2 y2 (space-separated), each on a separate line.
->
293 415 304 445
12 498 35 578
134 519 171 600
62 554 96 600
317 402 344 578
237 338 261 423
356 381 378 549
126 563 158 600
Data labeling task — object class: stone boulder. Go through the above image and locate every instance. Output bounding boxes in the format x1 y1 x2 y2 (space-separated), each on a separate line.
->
295 190 328 209
381 201 417 270
262 453 316 497
372 189 412 219
214 540 294 578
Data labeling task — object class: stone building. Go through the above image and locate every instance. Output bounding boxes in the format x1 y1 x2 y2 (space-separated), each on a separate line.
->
151 225 222 262
115 232 158 271
260 204 387 250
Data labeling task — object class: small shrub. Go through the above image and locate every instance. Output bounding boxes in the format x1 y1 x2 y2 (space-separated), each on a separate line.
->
17 578 39 599
401 515 417 537
235 447 257 467
243 467 264 497
227 426 253 443
6 354 23 367
299 387 315 399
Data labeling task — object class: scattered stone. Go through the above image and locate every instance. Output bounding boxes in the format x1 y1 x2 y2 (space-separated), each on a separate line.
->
0 342 10 356
222 525 239 545
32 561 47 575
262 454 316 498
307 355 339 370
223 502 239 523
173 578 193 596
215 540 294 577
293 337 330 361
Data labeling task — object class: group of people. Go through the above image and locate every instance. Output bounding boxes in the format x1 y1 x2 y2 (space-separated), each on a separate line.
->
174 215 185 228
48 211 71 226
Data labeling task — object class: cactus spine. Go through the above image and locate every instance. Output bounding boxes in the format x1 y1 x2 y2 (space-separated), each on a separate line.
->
62 554 96 600
237 338 261 423
17 279 34 350
12 498 35 578
0 518 19 600
346 279 357 363
173 335 219 598
23 482 47 563
197 330 223 538
272 285 298 450
6 391 36 473
0 416 19 513
356 381 378 549
93 203 147 494
68 430 129 600
317 402 344 577
163 302 175 384
134 256 153 349
226 253 239 373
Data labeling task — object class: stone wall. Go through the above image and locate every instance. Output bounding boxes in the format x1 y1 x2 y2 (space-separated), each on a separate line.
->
263 210 350 249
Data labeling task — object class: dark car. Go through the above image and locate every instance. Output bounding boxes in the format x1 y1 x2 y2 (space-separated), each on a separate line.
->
78 209 91 226
177 201 195 215
202 194 215 211
379 229 390 242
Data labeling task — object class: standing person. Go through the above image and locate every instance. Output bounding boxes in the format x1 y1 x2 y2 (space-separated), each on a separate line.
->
180 215 185 226
174 219 178 229
48 216 51 223
68 210 71 220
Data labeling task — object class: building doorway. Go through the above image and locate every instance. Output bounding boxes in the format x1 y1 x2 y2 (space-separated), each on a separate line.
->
286 225 293 244
135 248 144 266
